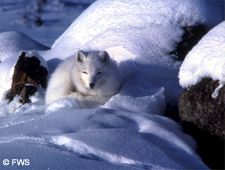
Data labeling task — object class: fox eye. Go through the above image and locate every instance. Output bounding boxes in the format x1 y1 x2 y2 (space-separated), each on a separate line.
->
82 71 88 74
97 72 102 75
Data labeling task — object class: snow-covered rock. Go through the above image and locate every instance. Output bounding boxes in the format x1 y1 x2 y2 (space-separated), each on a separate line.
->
179 21 225 90
0 51 48 103
0 31 49 102
179 21 225 140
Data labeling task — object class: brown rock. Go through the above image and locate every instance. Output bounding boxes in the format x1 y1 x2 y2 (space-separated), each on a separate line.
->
179 78 225 139
170 25 208 60
6 52 48 104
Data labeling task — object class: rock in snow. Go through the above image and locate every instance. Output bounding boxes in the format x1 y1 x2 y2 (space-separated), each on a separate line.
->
5 52 48 104
0 31 49 102
179 78 225 139
179 22 225 139
0 51 48 102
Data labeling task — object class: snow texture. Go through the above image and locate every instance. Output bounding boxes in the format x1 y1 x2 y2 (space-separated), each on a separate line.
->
0 102 208 169
0 31 48 62
179 21 225 98
52 0 223 58
0 0 89 46
0 0 224 169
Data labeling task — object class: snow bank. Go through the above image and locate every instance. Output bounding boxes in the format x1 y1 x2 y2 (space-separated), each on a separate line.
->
0 0 89 46
104 86 165 115
51 0 223 59
62 0 96 5
0 31 48 62
0 102 208 169
179 21 225 93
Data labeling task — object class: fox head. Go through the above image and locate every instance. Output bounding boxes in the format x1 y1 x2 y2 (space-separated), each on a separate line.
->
75 50 110 90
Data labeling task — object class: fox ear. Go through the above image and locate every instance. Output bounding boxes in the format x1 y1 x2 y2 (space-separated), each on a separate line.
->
98 51 109 63
77 50 86 62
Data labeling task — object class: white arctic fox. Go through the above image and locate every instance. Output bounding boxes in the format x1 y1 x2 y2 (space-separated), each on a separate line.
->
45 50 121 108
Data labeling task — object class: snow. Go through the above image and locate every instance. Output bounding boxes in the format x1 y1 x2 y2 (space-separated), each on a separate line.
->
0 0 90 46
212 83 224 99
179 21 225 96
104 87 166 115
62 0 96 5
46 0 223 104
0 31 48 62
0 103 208 169
52 0 223 58
0 0 224 169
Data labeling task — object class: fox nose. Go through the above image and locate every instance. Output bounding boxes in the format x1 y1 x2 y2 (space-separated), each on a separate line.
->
89 82 95 89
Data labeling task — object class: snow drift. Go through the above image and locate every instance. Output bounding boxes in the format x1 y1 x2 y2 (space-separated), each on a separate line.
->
0 101 208 169
0 31 49 62
51 0 223 59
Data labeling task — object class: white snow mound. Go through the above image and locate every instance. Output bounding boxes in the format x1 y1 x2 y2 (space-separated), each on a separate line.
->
51 0 223 60
0 103 208 169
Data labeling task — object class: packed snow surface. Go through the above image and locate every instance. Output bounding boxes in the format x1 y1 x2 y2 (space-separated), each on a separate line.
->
179 21 225 93
0 101 208 169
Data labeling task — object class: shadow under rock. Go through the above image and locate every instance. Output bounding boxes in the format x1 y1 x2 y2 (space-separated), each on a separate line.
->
182 121 225 170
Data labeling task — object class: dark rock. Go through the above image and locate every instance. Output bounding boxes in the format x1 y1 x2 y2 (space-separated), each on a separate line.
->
170 25 208 60
182 121 225 170
179 78 225 139
6 52 48 104
165 105 224 169
165 104 180 122
34 16 44 27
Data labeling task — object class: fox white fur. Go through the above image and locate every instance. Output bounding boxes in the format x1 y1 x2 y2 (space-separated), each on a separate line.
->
45 50 121 108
